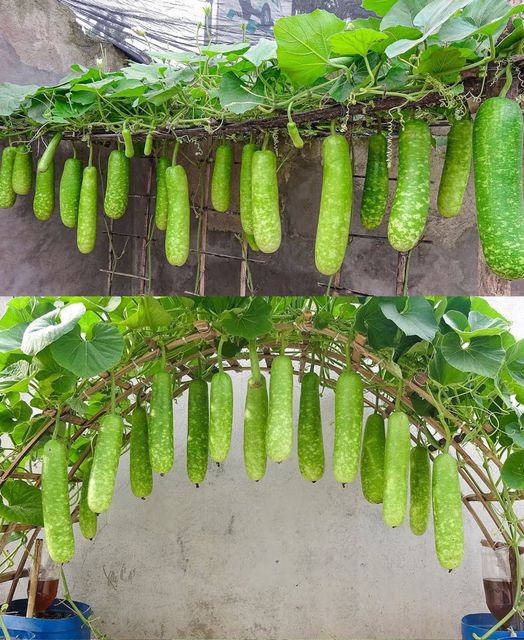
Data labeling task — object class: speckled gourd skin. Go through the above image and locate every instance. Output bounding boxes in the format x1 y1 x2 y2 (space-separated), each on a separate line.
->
267 355 294 463
33 161 55 221
87 413 123 514
130 405 153 498
388 120 431 252
383 411 411 527
432 453 464 569
243 375 268 481
361 133 389 230
409 445 431 536
437 118 472 218
333 369 363 484
149 372 174 474
165 164 190 267
187 380 210 485
104 150 130 219
209 371 233 463
59 158 82 228
252 149 281 254
298 372 324 482
211 143 233 212
79 461 97 540
0 147 17 209
240 143 257 235
76 166 98 254
315 133 353 275
42 439 75 563
155 156 170 230
473 97 524 279
360 413 386 504
12 145 33 196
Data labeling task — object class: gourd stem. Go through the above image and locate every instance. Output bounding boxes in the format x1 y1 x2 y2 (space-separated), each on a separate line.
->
500 64 513 99
262 133 270 151
110 373 116 414
88 139 93 167
172 140 181 166
330 121 336 136
249 341 261 382
217 337 224 373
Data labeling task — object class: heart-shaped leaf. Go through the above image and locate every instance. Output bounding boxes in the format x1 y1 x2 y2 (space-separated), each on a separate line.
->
0 480 43 526
221 298 272 341
505 340 524 387
379 297 439 341
243 39 277 67
21 303 86 356
440 333 505 377
330 28 389 57
122 297 172 331
0 322 29 353
50 324 124 378
502 450 524 489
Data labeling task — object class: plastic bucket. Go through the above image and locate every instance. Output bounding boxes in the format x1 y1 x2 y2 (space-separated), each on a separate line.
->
462 614 524 640
0 631 35 639
2 599 92 640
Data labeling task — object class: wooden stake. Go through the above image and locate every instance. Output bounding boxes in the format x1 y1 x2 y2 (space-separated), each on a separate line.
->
26 538 43 618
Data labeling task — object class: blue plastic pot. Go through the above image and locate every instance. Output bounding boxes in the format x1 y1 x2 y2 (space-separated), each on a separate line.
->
0 631 35 640
462 614 524 640
2 599 92 640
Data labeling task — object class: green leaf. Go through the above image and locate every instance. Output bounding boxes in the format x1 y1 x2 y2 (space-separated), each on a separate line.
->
429 347 468 385
0 83 39 116
381 0 427 30
378 297 439 341
384 0 478 57
122 297 172 331
354 298 399 350
243 39 277 66
50 324 124 378
504 423 524 449
505 340 524 387
440 333 505 377
330 28 389 57
0 323 29 353
416 45 470 76
21 303 86 356
362 0 398 17
201 42 251 57
275 10 345 87
443 310 509 338
218 73 265 114
0 480 43 526
441 0 524 41
221 299 273 341
501 450 524 489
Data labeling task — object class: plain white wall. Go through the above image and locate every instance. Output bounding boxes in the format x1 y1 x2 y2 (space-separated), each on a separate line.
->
1 297 523 640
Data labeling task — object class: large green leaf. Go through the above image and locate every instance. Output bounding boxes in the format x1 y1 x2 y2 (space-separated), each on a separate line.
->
330 28 388 57
381 0 427 30
501 450 524 489
362 0 398 16
0 480 43 526
440 333 505 377
243 39 277 67
21 303 86 356
428 345 468 385
221 298 273 341
0 83 39 116
354 298 399 350
385 0 477 57
50 324 124 378
440 0 524 42
378 297 439 342
0 322 29 353
505 340 524 387
122 297 172 331
218 73 265 114
416 46 470 76
274 10 345 87
443 310 509 338
0 361 30 393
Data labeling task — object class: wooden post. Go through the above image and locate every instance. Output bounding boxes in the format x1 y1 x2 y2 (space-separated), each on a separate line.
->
26 538 43 618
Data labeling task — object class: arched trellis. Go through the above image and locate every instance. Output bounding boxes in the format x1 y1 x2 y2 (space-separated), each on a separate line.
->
0 317 520 611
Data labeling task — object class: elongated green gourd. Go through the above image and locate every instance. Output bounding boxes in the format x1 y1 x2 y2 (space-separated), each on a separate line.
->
383 411 411 527
360 133 389 229
209 371 233 463
155 156 170 231
149 372 174 474
37 132 62 174
244 375 268 481
298 372 324 482
211 143 233 212
42 438 75 563
388 120 431 252
333 369 363 484
130 404 153 498
240 143 257 235
76 165 98 254
360 413 386 504
104 150 130 219
315 132 353 276
59 158 83 228
473 97 524 279
87 413 123 514
165 164 190 267
12 145 33 195
409 445 431 536
432 453 464 569
33 162 55 220
437 118 473 218
0 147 17 209
252 149 281 253
267 355 294 463
187 379 209 485
79 461 97 540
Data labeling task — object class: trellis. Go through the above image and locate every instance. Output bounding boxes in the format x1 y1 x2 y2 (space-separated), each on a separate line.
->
66 56 524 299
0 315 519 610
